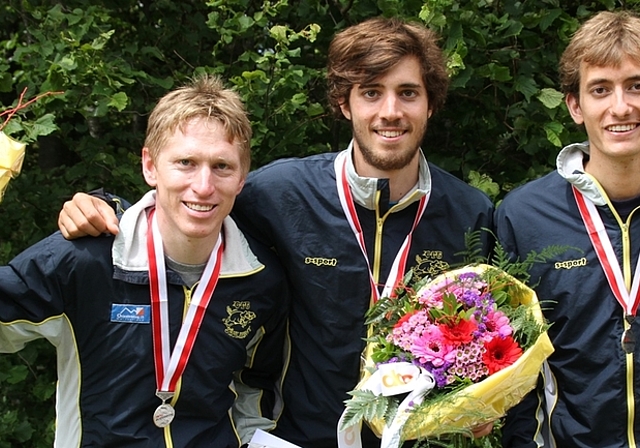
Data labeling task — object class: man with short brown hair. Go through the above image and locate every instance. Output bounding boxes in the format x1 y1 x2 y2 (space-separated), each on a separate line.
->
497 10 640 447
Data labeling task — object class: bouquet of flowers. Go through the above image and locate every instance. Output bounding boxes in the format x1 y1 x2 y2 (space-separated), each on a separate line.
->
338 262 554 448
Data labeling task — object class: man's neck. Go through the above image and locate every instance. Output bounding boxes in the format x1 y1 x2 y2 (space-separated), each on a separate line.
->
164 243 217 266
352 153 420 203
158 225 222 265
585 154 640 201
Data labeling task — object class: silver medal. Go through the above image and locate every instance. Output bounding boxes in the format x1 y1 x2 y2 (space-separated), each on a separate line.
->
153 390 175 428
153 402 175 428
622 315 636 354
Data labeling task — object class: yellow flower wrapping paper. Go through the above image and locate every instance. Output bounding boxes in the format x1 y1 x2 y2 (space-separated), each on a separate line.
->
0 131 26 202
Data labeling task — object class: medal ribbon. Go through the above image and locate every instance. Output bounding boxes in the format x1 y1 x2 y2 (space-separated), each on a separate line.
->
147 208 224 393
573 187 640 316
334 153 429 302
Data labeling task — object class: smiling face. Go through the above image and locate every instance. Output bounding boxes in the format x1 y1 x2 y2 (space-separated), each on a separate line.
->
339 55 432 179
566 55 640 165
142 117 245 261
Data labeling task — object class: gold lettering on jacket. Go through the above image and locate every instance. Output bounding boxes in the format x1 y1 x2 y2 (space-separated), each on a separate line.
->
413 250 449 278
555 257 587 270
223 301 256 339
305 257 338 267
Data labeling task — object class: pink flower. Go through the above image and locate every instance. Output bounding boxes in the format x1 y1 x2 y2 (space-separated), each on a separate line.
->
390 310 431 350
410 326 456 367
484 309 513 339
450 341 488 382
394 310 418 330
417 279 453 308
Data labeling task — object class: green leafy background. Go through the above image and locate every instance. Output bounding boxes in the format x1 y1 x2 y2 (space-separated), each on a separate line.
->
1 0 637 445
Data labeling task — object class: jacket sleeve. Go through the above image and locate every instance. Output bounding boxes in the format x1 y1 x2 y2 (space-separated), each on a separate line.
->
0 237 66 352
232 320 289 443
231 171 279 249
231 325 286 443
495 204 553 447
231 255 290 443
502 373 548 448
88 188 131 217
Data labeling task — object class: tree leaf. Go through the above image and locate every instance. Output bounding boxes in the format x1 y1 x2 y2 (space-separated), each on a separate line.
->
538 88 565 109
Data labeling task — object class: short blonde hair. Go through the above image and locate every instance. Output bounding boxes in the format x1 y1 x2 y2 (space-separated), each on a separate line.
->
144 74 252 176
560 10 640 97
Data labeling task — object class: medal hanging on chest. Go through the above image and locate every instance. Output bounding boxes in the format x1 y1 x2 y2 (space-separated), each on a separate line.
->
574 187 640 354
146 208 224 427
622 315 636 354
152 391 176 428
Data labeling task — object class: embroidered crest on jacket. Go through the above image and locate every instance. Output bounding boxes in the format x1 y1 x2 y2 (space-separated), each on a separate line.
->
223 301 256 339
412 250 449 278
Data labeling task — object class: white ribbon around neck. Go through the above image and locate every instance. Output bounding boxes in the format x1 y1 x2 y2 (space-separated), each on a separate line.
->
334 152 429 301
573 187 640 316
147 208 224 394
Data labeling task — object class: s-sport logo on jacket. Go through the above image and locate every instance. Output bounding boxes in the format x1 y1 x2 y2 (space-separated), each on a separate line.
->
555 257 588 270
305 256 338 267
223 301 256 339
110 304 151 324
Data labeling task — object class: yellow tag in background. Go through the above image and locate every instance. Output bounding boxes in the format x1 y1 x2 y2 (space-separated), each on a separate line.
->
0 131 26 202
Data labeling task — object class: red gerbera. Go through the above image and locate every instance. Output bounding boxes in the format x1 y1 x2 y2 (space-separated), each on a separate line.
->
482 335 523 375
438 318 477 346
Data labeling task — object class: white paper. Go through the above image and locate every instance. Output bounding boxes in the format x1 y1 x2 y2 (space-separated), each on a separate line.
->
248 429 302 448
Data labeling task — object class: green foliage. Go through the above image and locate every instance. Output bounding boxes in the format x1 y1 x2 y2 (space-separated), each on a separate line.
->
503 302 548 350
1 0 639 445
457 228 575 285
420 0 621 194
490 237 576 285
339 389 399 432
0 341 55 448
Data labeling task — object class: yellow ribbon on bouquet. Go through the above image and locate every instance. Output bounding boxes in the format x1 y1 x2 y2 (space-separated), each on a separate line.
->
0 131 26 202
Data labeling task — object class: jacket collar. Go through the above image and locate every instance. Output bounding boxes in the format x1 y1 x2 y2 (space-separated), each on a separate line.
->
342 140 431 212
112 190 264 276
556 142 608 206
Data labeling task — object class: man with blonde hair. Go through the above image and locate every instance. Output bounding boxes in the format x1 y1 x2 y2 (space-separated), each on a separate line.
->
0 74 288 447
58 18 494 447
497 10 640 447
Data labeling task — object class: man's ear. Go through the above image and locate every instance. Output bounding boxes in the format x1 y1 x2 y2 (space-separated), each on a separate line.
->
339 99 351 121
141 147 157 187
565 93 584 125
236 177 245 196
